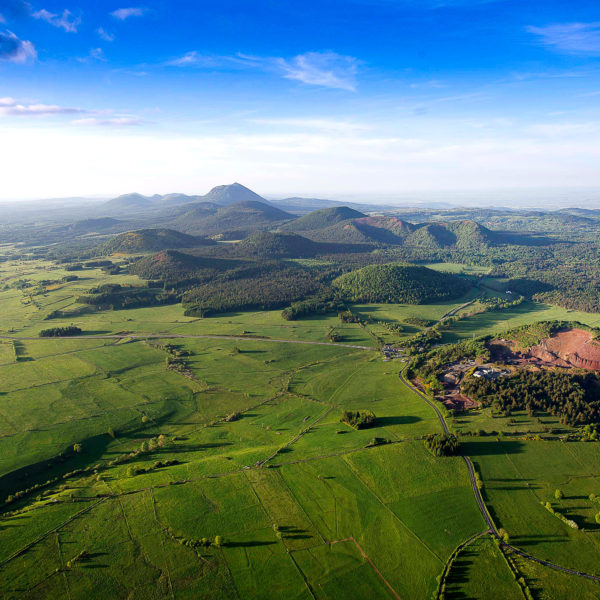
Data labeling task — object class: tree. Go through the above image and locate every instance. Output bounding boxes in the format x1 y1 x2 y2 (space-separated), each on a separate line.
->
498 528 509 543
73 443 83 454
596 512 600 525
555 489 564 500
214 535 222 547
107 427 116 439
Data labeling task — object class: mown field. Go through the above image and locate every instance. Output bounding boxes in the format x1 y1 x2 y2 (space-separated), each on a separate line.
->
1 255 600 599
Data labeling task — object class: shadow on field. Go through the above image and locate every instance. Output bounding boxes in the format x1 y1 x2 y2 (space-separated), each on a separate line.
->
79 330 112 335
512 534 568 547
375 415 422 427
0 433 113 506
460 440 524 456
224 541 276 548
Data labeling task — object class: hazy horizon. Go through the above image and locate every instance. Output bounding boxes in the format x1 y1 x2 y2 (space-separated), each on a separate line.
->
1 1 600 199
3 184 600 210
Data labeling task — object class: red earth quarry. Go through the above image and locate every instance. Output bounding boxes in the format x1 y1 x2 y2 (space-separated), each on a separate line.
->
528 328 600 370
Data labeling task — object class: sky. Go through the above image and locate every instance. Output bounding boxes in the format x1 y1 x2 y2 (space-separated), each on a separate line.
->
1 0 600 201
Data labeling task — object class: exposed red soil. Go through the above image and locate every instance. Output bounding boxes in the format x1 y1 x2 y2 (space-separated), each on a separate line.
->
440 392 479 411
529 329 600 371
491 328 600 371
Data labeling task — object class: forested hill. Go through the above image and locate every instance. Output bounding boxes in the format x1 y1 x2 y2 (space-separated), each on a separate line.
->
332 263 471 304
282 206 366 232
233 232 323 258
99 229 215 254
171 201 294 236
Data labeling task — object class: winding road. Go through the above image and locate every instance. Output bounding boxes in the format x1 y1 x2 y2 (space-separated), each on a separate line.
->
399 371 600 583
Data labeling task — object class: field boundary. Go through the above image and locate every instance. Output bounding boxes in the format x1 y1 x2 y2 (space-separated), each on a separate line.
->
329 536 402 600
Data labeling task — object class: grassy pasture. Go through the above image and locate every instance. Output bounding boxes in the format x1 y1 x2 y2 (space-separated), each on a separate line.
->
444 536 522 599
2 253 600 599
467 438 600 575
424 262 491 276
441 300 600 343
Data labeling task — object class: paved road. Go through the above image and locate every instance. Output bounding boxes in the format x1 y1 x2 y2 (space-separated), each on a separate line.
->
398 371 600 583
0 333 375 351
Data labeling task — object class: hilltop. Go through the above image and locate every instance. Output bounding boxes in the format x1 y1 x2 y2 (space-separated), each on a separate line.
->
282 206 366 232
102 192 156 212
172 200 294 236
332 263 471 303
100 228 215 254
233 231 323 258
306 215 415 244
129 249 238 280
404 221 498 250
202 182 268 206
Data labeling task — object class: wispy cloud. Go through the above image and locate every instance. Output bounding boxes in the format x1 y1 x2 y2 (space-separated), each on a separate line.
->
72 116 146 127
97 27 114 42
32 8 80 32
164 50 359 91
276 52 358 91
0 30 36 63
110 7 147 21
75 47 106 63
527 22 600 55
164 51 214 67
0 97 83 115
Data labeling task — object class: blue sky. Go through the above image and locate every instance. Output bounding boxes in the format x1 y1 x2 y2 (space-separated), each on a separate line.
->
1 0 600 199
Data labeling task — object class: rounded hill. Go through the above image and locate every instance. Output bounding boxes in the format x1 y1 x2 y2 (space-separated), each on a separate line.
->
100 228 215 254
234 231 321 258
283 206 366 232
332 263 471 304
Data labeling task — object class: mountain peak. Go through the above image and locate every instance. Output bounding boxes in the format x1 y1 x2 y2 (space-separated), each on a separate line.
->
203 183 266 206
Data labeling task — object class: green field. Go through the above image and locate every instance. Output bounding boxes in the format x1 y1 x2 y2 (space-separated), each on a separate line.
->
1 256 600 599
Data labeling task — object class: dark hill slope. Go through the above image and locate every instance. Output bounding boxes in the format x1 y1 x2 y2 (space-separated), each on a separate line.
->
100 228 215 254
282 206 365 232
332 263 471 304
129 250 238 280
174 201 294 236
233 232 322 258
405 220 497 250
303 215 415 244
66 217 122 234
103 193 156 211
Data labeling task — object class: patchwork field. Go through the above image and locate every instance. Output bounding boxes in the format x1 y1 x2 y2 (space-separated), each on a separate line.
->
1 256 600 599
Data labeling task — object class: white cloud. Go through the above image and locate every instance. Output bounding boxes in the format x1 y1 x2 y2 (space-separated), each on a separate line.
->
527 122 600 137
0 30 36 63
164 51 209 67
72 116 145 126
97 27 114 42
527 22 600 55
2 115 600 199
0 100 83 116
249 118 370 132
110 7 146 20
90 47 104 60
32 8 80 32
276 52 358 91
163 50 359 91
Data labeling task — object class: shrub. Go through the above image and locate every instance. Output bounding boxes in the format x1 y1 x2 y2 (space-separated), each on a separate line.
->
341 410 376 429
